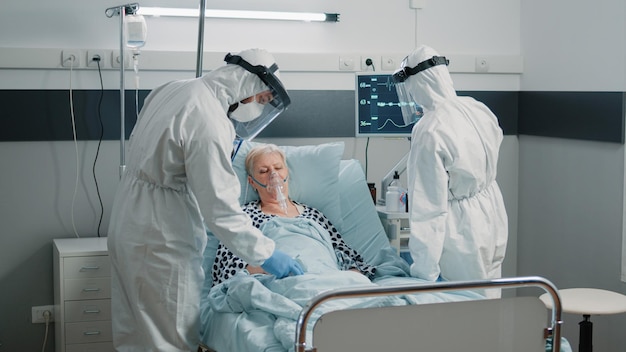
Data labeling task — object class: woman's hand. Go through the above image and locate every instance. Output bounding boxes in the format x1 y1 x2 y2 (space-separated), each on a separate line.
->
246 265 269 275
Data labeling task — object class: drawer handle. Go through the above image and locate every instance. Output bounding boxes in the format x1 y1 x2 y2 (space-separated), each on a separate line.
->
83 331 102 336
400 227 410 231
80 266 101 271
82 288 101 292
83 309 101 314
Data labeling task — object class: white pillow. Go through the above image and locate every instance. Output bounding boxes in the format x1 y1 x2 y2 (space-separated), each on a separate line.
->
232 140 345 231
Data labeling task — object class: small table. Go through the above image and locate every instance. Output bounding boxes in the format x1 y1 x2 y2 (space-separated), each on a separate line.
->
539 288 626 352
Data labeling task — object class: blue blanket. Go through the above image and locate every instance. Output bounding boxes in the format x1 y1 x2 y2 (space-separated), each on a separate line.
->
206 217 481 351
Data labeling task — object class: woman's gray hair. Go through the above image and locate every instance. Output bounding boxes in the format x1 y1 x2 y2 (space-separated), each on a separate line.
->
244 143 287 176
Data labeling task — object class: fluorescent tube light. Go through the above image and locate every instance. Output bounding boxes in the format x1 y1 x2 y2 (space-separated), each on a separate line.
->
137 7 339 22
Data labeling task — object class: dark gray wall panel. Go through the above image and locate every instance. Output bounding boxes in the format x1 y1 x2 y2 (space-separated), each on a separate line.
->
4 89 623 142
519 91 625 143
258 90 354 138
0 90 145 141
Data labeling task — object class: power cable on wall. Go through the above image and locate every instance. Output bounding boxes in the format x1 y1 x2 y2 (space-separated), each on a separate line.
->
93 57 105 237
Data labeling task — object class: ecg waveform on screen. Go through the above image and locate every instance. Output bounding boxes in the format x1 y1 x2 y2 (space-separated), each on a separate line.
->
376 118 412 130
359 76 397 93
375 76 397 92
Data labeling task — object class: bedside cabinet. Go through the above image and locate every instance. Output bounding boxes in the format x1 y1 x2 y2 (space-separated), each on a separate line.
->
53 237 114 352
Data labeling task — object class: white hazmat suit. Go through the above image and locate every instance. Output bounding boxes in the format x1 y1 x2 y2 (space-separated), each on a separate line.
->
395 45 508 298
107 49 299 351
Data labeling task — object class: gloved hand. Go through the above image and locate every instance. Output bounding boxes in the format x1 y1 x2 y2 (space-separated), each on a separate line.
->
261 250 304 278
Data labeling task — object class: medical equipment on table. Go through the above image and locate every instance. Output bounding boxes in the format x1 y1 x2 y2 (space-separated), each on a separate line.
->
379 152 408 206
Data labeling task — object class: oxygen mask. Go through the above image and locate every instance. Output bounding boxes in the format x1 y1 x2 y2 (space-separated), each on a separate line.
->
268 171 288 214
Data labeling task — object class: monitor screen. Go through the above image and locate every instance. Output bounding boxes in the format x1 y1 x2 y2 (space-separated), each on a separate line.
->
355 72 416 137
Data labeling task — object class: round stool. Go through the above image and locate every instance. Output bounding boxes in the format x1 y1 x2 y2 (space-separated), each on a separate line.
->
539 288 626 352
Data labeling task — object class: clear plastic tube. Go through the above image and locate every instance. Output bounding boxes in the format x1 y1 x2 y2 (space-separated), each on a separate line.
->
269 172 288 214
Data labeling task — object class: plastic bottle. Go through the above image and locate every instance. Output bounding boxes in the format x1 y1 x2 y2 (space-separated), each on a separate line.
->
386 171 407 212
386 186 403 212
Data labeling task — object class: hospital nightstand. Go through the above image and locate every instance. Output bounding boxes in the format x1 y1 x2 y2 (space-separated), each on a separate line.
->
539 288 626 352
376 206 410 256
53 237 113 352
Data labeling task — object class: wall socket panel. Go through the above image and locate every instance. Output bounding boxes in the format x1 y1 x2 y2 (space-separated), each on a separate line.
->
381 56 400 71
61 50 81 68
360 55 381 71
339 55 357 71
87 50 107 68
32 305 54 323
111 51 131 68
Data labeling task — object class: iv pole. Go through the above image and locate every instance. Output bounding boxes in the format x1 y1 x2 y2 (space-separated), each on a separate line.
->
106 1 204 179
196 0 206 78
106 3 139 178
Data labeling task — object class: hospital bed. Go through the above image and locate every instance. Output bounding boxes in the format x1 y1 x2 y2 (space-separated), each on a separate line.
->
199 141 568 352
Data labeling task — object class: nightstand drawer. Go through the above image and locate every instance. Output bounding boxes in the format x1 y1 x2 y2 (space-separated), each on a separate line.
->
65 321 112 344
64 256 111 279
65 341 114 352
64 278 111 300
65 299 111 322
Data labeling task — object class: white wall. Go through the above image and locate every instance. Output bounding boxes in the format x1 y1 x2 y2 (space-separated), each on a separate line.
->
520 0 626 350
0 1 522 351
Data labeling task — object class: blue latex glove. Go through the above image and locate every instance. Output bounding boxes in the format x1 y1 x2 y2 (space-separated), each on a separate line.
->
261 250 304 278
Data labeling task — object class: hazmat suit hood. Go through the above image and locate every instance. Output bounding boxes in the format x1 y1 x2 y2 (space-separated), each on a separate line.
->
200 48 276 113
200 48 290 140
397 45 456 113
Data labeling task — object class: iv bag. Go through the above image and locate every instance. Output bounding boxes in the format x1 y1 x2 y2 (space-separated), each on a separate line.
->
125 14 147 49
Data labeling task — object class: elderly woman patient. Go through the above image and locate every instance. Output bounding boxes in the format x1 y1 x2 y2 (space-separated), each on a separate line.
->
212 143 376 285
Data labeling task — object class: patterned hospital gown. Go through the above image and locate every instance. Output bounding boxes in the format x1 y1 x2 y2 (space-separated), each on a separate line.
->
211 200 376 286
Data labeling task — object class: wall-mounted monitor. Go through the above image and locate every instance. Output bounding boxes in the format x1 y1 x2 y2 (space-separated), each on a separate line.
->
355 72 416 138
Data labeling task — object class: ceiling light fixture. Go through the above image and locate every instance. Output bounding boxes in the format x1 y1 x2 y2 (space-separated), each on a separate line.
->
137 7 339 22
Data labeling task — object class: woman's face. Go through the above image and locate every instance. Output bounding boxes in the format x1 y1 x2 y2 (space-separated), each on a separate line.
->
248 152 289 203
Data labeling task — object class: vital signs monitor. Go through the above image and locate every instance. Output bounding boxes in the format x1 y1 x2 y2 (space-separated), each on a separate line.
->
355 72 416 138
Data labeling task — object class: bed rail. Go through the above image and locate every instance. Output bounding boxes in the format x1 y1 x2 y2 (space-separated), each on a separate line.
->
295 276 562 352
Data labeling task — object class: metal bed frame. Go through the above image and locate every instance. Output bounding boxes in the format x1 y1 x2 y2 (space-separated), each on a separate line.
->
295 276 563 352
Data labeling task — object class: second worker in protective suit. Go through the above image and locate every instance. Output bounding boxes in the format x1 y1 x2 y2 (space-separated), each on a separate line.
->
392 45 508 298
107 48 303 351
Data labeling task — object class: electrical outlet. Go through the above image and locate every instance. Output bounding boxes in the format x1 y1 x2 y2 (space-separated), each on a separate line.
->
381 56 400 71
339 55 357 71
32 305 54 323
61 50 81 68
87 50 107 68
111 50 130 68
475 56 489 73
360 55 380 71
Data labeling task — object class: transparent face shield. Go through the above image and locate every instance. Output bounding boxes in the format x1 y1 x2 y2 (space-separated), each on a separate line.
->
392 55 449 125
224 53 291 141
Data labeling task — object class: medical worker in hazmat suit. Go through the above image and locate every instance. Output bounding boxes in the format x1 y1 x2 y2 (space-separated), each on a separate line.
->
392 45 508 298
107 48 303 351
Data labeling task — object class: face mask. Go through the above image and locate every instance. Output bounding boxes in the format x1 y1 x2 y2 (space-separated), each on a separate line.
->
228 100 265 123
